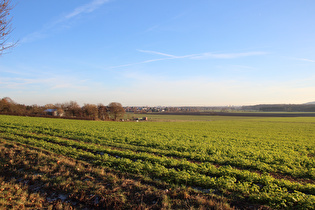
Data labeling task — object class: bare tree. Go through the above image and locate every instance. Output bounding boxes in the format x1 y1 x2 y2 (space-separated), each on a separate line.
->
44 104 55 109
108 102 125 121
0 0 16 55
83 103 98 119
97 103 109 121
0 97 15 113
62 101 81 117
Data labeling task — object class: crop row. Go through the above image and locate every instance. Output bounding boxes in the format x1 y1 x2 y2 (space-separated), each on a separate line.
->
3 127 315 193
1 130 315 208
1 122 314 180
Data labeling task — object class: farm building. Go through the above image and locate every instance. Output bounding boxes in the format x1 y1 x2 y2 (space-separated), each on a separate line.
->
44 109 64 117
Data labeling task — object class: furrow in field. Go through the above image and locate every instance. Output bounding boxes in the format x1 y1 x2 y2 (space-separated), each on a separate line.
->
2 122 313 174
33 131 315 185
2 129 315 209
0 139 236 210
1 125 314 187
2 130 315 201
2 115 315 209
1 123 315 189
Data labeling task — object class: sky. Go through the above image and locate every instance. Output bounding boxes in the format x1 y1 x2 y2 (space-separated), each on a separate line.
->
1 0 315 106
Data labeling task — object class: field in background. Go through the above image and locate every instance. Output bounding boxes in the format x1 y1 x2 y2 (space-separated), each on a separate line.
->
131 112 315 122
1 115 315 209
128 113 253 121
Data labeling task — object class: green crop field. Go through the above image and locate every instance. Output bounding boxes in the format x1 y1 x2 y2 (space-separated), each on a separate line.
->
1 115 315 209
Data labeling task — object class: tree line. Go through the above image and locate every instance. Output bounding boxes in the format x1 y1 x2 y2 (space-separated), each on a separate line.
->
0 97 125 121
241 104 315 112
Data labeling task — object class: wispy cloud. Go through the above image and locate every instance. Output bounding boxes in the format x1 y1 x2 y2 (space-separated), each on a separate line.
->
109 50 267 69
191 51 267 59
108 58 173 69
139 50 266 60
295 58 315 63
145 12 187 33
145 24 160 32
65 0 110 19
21 0 110 43
0 76 88 90
137 49 180 58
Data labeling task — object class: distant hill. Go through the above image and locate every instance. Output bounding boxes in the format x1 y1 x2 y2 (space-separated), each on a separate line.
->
304 101 315 105
241 103 315 112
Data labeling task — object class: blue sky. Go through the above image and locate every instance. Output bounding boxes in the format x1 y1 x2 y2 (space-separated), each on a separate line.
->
1 0 315 106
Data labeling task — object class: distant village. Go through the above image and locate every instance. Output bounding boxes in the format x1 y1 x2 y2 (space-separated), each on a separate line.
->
125 106 240 113
0 97 239 120
1 97 315 121
125 103 315 113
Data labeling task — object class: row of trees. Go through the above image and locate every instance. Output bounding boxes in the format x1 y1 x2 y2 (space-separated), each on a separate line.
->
0 97 125 121
1 3 124 120
241 104 315 112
